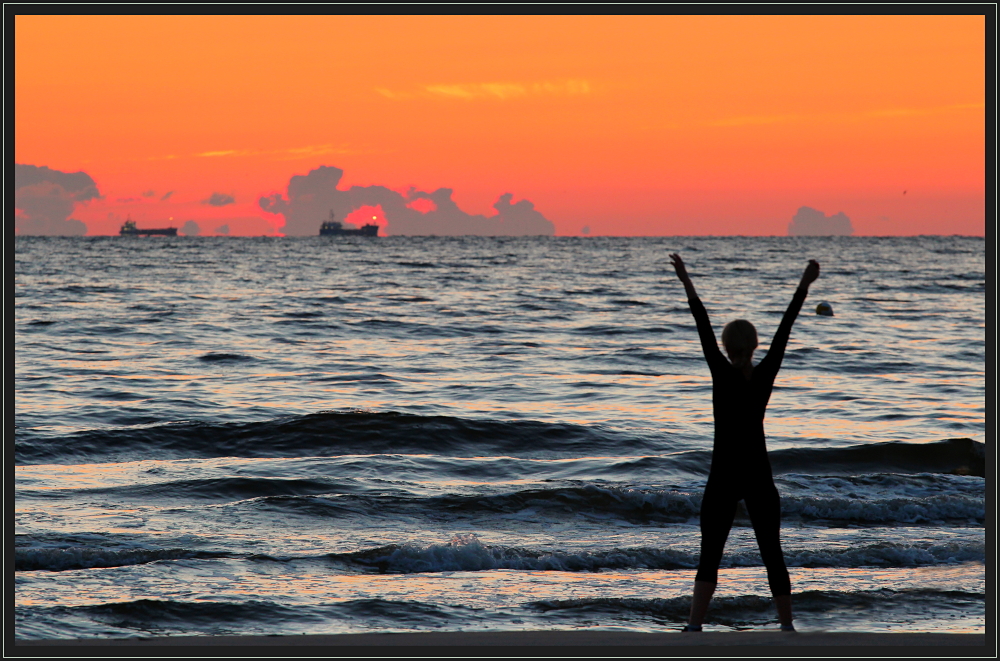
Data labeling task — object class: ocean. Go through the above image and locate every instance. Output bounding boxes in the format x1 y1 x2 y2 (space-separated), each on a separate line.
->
14 235 985 639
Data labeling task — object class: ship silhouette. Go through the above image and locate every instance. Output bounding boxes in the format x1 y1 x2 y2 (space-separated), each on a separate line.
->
119 216 177 236
319 211 378 236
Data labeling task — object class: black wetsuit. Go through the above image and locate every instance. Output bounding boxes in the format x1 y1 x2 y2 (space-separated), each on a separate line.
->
687 286 807 597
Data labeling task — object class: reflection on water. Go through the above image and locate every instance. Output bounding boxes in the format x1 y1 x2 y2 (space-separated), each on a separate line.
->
15 236 984 637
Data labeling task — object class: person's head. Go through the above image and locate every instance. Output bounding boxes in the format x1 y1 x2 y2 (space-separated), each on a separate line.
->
722 319 758 365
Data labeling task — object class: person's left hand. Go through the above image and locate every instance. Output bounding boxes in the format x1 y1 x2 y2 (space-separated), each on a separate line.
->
670 253 690 283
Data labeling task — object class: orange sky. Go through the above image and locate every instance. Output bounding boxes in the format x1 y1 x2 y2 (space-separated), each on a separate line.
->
15 15 986 236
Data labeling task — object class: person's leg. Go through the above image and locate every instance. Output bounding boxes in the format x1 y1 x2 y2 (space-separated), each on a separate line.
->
774 594 793 630
744 480 793 629
686 580 717 630
688 482 737 628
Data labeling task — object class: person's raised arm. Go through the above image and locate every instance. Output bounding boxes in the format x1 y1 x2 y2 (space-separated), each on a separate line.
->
670 253 698 300
671 253 725 368
761 260 820 372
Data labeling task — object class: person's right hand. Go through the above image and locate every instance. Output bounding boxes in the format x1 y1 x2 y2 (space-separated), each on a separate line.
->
670 253 690 283
800 259 820 287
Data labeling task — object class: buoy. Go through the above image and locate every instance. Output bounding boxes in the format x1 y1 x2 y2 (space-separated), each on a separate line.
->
816 301 834 316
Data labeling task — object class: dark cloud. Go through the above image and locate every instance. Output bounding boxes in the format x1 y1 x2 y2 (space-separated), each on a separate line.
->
161 191 175 201
259 165 555 236
180 221 201 236
788 206 853 236
203 192 235 206
214 224 230 235
15 164 101 201
14 164 100 235
142 190 156 197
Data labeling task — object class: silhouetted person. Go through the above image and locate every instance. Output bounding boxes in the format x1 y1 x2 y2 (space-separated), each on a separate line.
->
670 253 820 632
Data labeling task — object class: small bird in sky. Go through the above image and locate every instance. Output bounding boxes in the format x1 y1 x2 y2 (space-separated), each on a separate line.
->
903 190 907 195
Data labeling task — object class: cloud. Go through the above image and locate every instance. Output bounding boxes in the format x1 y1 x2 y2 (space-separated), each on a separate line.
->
180 220 200 236
203 192 235 206
259 165 555 237
196 145 366 160
277 145 363 160
142 190 155 197
160 191 174 201
15 164 101 200
214 224 230 235
14 164 100 235
425 83 530 100
379 79 592 101
788 206 853 236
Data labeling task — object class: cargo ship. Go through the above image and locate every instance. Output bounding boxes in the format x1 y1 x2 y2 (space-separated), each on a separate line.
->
119 216 177 236
319 211 378 236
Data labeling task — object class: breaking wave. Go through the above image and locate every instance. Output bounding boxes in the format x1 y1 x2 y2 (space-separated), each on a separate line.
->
14 412 984 481
325 534 983 574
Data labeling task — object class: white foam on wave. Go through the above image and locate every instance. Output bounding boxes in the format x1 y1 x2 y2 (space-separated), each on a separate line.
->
347 534 696 573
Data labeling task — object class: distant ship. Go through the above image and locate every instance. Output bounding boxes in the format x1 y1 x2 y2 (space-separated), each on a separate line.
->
119 216 177 237
319 211 378 236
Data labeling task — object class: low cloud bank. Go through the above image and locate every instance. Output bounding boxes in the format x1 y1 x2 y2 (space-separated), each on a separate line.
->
180 221 201 236
788 206 853 236
259 165 554 236
14 164 101 235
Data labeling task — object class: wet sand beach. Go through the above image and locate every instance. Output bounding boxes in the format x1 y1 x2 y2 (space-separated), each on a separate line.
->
16 631 988 650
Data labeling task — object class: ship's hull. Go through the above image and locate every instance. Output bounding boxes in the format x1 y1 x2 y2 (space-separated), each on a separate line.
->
120 228 178 236
319 225 378 236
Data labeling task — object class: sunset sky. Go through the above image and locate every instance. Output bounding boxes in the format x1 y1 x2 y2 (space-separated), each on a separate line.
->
15 15 986 236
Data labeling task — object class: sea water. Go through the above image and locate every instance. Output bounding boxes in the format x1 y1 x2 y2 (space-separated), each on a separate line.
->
14 235 985 638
